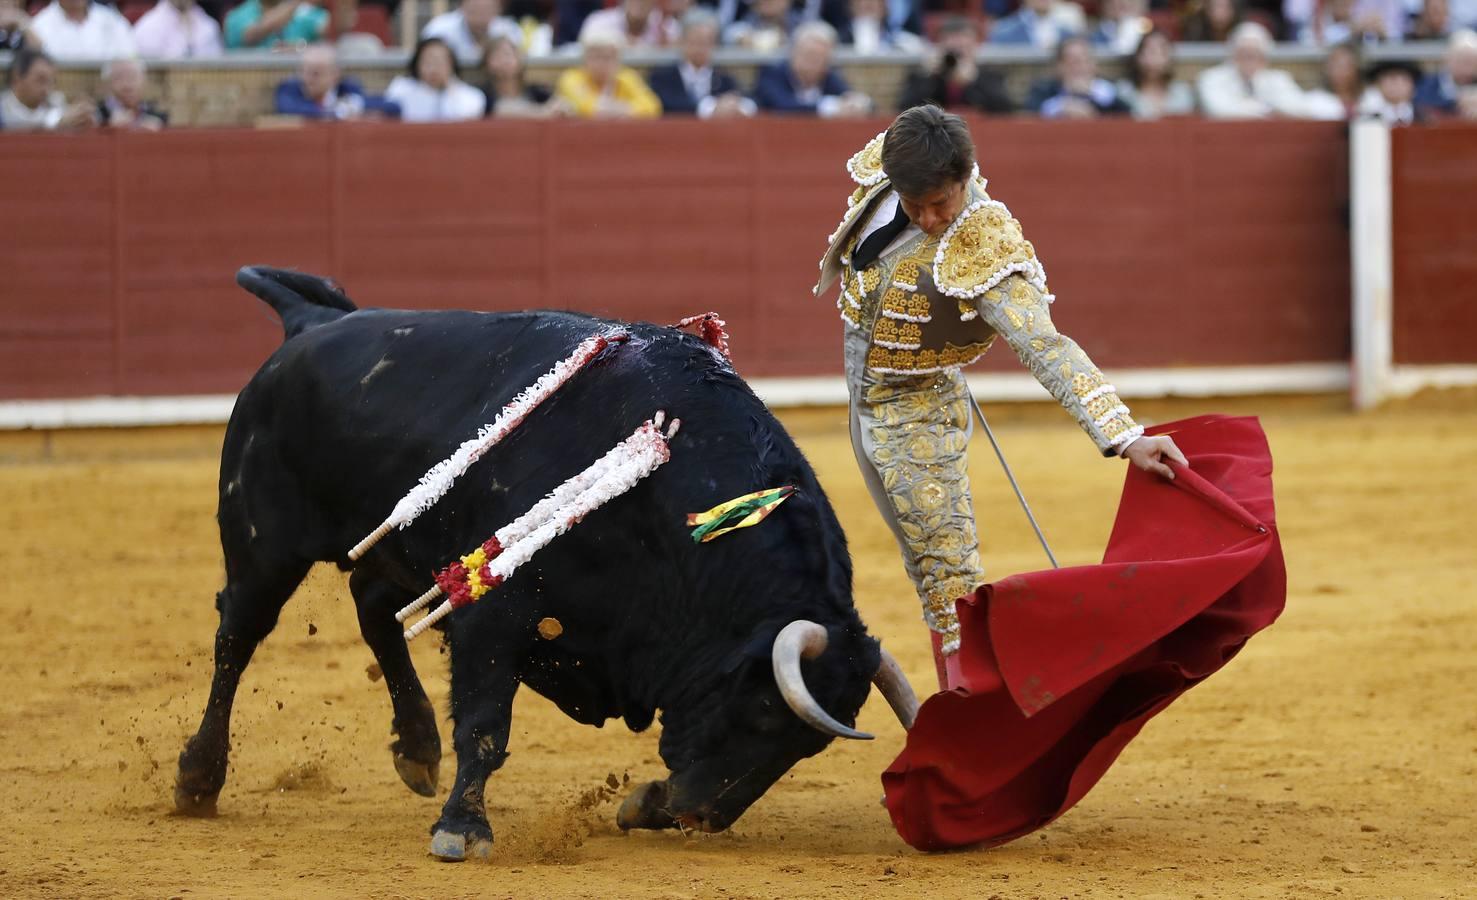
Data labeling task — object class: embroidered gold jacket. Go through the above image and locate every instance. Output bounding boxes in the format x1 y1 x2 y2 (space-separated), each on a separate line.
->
815 131 1144 457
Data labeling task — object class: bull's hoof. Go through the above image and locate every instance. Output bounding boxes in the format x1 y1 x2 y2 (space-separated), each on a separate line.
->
616 781 678 831
430 829 492 862
393 753 439 798
173 781 220 817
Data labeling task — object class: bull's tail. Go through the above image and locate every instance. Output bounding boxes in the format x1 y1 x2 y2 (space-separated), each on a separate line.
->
237 265 358 341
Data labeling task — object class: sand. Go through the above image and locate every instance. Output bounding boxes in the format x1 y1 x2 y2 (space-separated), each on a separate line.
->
0 392 1474 899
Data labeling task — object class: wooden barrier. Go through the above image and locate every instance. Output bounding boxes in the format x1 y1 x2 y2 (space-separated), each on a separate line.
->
0 117 1352 400
1391 123 1477 366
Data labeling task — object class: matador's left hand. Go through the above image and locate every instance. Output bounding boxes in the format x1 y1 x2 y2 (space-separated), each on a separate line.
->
1122 435 1188 480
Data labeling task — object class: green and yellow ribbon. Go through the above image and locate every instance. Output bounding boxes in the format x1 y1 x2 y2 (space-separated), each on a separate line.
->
687 486 795 543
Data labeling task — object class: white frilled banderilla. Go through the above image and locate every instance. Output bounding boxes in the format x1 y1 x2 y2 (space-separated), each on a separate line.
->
348 328 630 561
397 413 680 641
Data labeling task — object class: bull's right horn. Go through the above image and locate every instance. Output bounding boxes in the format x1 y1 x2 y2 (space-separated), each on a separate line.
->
772 621 873 741
872 649 919 730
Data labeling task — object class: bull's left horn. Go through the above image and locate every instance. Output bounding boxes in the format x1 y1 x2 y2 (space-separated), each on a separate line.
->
771 621 873 741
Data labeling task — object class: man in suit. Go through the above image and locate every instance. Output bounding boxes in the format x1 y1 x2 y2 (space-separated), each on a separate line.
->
275 43 401 120
753 20 872 115
896 15 1013 114
647 8 756 117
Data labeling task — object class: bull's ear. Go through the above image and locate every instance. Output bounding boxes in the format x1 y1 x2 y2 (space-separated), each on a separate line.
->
720 627 782 675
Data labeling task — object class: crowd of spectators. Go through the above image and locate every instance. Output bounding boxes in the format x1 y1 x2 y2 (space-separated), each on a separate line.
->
2 0 1476 129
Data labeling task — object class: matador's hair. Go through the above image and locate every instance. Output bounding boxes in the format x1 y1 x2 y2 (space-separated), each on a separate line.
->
881 105 976 198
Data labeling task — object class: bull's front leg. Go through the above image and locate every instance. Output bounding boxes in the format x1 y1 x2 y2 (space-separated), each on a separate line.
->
429 625 523 861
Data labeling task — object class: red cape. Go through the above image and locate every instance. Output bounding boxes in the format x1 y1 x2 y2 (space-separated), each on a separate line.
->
882 414 1286 851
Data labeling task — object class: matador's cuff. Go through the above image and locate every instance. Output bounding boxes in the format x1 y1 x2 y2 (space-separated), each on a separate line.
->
921 583 972 656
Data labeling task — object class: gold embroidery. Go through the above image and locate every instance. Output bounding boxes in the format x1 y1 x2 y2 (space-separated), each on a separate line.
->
1085 394 1120 419
1004 306 1025 330
894 259 920 287
846 131 887 185
874 318 923 348
882 287 931 321
859 265 882 294
1071 371 1106 398
936 203 1040 300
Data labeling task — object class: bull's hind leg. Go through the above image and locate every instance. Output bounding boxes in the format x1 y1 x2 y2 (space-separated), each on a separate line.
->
349 568 441 797
175 552 311 816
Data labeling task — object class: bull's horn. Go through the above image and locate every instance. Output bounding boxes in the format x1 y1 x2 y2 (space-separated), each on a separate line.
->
871 649 919 731
771 621 873 741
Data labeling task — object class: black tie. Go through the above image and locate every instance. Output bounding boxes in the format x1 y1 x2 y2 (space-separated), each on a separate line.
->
852 202 911 271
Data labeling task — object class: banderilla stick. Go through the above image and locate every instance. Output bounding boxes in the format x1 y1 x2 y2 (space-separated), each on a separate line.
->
967 393 1060 570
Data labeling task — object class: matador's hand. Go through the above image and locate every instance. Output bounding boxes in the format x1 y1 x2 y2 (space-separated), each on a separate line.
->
1123 435 1187 480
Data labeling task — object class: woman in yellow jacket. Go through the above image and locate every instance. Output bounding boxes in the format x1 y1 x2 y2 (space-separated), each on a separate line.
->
554 27 663 119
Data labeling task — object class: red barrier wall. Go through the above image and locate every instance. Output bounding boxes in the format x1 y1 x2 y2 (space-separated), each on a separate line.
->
1391 124 1477 366
0 118 1353 401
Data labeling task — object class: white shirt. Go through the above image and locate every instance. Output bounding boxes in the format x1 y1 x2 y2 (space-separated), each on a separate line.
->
421 10 524 61
132 0 222 59
385 75 486 122
1196 63 1311 119
1357 86 1415 125
30 1 136 59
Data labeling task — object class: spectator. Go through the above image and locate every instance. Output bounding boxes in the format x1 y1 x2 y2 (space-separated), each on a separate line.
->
579 0 678 48
422 0 523 61
0 48 93 129
753 20 872 115
224 0 328 50
553 0 602 48
1181 0 1243 43
1295 0 1400 45
1197 22 1312 117
479 33 554 116
896 16 1013 115
1358 58 1420 123
723 0 797 51
990 0 1086 51
1 0 37 51
275 43 399 119
1415 28 1477 118
553 25 662 117
1304 41 1362 118
1116 28 1196 119
28 0 136 59
837 0 923 52
132 0 223 58
646 9 755 117
96 56 166 127
1091 0 1152 54
386 36 488 121
1027 34 1130 117
1408 0 1453 40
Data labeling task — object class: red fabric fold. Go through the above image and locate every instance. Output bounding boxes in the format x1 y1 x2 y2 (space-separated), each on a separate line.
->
882 414 1286 851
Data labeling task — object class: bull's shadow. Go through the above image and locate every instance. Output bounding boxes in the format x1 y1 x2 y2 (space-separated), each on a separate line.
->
174 267 917 860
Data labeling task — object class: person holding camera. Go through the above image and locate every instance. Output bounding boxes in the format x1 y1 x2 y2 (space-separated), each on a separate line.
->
896 16 1013 115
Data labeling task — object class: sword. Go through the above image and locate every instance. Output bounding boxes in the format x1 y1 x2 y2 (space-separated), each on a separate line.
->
967 393 1060 570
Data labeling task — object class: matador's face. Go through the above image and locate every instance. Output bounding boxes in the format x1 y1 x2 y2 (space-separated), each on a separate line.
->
898 178 969 237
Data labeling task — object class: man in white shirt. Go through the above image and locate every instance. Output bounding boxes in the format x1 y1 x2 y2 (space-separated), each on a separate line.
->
1197 22 1312 119
578 0 677 49
422 0 524 60
1 48 94 129
28 0 136 59
132 0 223 59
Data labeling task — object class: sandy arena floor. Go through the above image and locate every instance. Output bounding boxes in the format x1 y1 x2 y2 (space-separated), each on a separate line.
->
0 391 1474 899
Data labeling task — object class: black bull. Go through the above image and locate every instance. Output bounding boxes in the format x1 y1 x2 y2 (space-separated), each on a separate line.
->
175 267 918 859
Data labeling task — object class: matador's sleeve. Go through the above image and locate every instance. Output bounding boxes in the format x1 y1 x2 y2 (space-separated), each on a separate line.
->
975 274 1144 456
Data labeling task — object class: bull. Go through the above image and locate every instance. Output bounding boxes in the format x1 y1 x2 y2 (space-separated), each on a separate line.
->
174 267 918 859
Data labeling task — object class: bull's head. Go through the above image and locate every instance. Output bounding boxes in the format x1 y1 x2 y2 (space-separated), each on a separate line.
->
618 620 919 834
